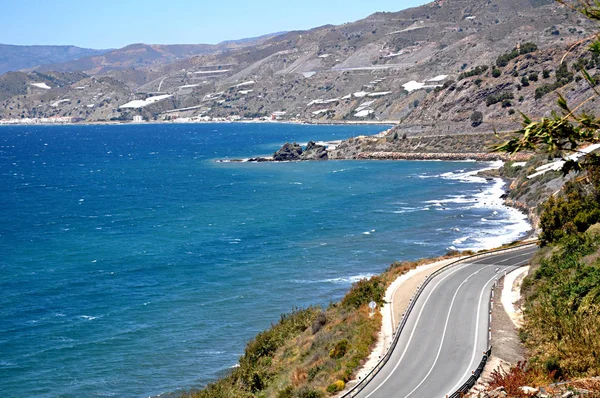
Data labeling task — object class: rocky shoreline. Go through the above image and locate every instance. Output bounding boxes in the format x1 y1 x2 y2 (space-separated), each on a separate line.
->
223 140 533 163
225 140 329 163
355 151 531 162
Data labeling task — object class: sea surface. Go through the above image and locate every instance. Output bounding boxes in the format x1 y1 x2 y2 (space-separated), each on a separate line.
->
0 123 529 397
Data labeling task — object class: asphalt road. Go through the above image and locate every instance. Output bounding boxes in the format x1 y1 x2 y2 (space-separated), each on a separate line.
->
354 245 537 398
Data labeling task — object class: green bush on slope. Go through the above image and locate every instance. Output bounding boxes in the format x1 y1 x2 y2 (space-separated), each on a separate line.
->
184 277 383 398
539 181 600 245
341 275 385 309
521 232 600 379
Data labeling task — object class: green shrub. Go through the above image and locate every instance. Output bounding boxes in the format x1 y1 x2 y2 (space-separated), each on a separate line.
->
492 68 502 78
296 387 324 398
329 339 349 359
442 80 456 89
555 63 574 85
522 233 600 378
539 181 600 244
341 275 385 309
307 364 322 381
277 386 295 398
534 64 573 99
470 111 483 127
486 92 514 106
326 380 345 393
458 65 489 80
535 84 557 99
496 42 538 66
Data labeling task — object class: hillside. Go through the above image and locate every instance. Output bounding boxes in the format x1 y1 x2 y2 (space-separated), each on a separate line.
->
34 33 286 76
0 0 596 132
0 44 108 75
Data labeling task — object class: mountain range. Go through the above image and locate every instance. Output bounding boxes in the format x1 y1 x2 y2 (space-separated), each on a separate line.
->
0 44 108 75
0 0 597 140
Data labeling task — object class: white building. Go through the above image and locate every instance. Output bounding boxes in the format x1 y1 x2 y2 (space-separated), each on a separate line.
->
133 115 144 123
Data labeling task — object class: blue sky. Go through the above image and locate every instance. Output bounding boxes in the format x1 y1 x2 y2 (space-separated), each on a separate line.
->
2 0 429 49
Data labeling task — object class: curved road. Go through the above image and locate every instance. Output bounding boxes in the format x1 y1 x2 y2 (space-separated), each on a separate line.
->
354 245 537 398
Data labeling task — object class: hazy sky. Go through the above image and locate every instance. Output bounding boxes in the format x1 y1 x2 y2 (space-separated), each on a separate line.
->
2 0 429 49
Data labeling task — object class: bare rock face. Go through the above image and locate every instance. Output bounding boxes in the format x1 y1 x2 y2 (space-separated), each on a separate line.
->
301 141 328 160
273 142 303 161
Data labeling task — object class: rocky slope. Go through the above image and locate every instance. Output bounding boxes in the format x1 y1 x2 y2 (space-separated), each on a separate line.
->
0 0 596 130
33 33 286 78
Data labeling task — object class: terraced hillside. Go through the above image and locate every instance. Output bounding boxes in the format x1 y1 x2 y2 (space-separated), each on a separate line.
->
0 0 596 136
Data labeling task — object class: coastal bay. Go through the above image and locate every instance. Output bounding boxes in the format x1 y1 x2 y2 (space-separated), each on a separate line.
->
0 123 529 397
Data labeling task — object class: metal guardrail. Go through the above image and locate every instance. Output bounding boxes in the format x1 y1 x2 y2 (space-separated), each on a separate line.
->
448 347 493 398
340 241 538 398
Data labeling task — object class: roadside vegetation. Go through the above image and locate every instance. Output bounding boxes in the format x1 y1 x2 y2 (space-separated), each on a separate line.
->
490 0 600 393
184 252 469 398
183 293 381 398
521 232 600 379
482 228 600 396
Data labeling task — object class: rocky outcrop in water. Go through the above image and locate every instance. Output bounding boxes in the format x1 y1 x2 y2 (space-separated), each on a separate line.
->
273 142 303 161
301 141 328 160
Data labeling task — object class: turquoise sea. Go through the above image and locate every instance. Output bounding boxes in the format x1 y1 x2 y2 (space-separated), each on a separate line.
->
0 123 529 397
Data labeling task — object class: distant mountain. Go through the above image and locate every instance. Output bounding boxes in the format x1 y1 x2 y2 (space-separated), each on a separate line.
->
1 0 597 132
35 43 218 74
35 33 287 75
0 44 108 75
219 31 289 46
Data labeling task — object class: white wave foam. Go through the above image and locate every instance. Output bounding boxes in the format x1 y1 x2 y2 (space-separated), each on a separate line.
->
460 208 530 251
457 190 529 249
290 273 375 285
424 162 531 251
452 236 470 245
393 206 419 214
323 273 376 284
80 315 99 321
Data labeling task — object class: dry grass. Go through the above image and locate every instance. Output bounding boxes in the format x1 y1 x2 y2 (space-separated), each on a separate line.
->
487 362 538 397
187 250 487 397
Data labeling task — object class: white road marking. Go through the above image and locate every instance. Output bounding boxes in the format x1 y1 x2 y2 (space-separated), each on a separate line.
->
361 247 535 398
404 265 492 397
446 258 531 396
362 261 478 398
